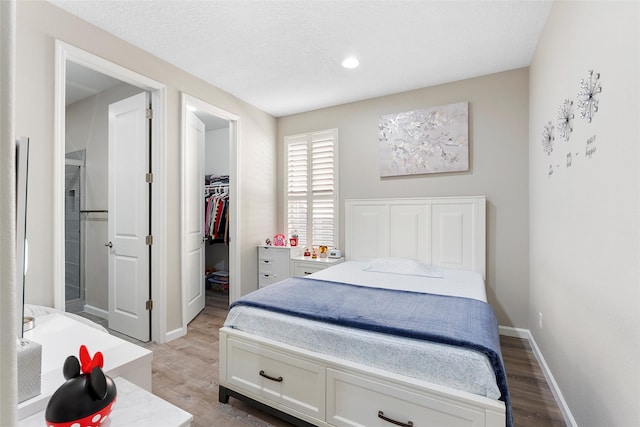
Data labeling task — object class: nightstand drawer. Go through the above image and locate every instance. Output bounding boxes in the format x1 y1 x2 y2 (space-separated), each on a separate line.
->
293 262 327 277
292 257 344 277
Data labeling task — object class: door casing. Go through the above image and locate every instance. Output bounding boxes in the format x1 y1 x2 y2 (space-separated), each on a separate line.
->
180 93 241 332
54 40 169 343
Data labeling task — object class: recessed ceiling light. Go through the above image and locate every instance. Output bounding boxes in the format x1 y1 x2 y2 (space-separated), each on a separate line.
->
341 57 359 69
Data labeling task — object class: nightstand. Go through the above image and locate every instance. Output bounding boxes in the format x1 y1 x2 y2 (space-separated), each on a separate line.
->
257 246 302 287
292 256 345 277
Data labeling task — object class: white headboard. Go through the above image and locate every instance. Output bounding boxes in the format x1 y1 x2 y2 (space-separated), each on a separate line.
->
344 196 486 278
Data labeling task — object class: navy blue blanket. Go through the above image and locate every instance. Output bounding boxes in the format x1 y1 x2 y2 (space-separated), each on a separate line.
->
231 277 512 427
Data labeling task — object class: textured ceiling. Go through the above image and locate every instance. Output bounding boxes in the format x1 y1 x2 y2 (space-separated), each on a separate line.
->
49 0 553 117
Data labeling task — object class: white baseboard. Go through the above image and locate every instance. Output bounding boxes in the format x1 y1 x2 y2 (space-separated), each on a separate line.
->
83 304 108 320
164 326 187 343
499 326 578 427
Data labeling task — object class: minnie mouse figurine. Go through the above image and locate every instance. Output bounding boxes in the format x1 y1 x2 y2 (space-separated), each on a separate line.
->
45 345 117 427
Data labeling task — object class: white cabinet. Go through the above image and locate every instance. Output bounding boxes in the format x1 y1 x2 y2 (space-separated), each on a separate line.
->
292 257 344 277
257 246 301 288
258 246 345 287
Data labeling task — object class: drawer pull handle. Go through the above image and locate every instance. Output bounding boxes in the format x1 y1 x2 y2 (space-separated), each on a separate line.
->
304 271 312 275
259 370 283 382
378 411 413 427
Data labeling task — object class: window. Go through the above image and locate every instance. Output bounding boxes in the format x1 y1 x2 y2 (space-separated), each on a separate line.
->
285 129 338 248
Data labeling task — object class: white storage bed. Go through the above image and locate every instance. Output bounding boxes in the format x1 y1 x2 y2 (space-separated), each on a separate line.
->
219 196 509 427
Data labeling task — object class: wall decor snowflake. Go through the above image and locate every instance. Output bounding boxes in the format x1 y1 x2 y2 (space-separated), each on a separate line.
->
556 99 574 142
542 121 554 155
577 70 602 123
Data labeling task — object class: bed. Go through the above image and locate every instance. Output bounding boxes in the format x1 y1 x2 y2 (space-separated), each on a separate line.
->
218 196 511 427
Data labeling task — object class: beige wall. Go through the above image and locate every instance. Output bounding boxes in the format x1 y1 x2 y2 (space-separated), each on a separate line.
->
15 1 277 335
529 1 639 425
278 68 530 328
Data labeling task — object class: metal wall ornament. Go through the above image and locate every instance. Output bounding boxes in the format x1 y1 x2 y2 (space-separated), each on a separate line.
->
542 121 555 155
556 99 574 142
577 70 602 123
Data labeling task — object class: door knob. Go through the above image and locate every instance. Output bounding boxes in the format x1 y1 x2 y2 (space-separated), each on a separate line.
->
105 241 113 248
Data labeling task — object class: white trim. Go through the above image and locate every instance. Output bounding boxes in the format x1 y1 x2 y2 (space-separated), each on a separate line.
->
83 304 108 320
54 40 168 343
0 1 18 424
180 93 241 329
499 326 578 427
165 326 186 343
498 325 529 339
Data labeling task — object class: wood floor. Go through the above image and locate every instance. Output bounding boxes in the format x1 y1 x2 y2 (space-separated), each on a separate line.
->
142 289 567 427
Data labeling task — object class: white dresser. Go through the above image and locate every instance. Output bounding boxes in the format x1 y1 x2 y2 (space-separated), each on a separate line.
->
257 246 301 287
258 245 344 287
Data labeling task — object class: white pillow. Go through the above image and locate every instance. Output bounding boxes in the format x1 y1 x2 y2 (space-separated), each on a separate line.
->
363 257 444 278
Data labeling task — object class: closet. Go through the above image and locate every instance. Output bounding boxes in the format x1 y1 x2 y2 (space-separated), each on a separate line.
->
200 115 231 295
204 175 229 291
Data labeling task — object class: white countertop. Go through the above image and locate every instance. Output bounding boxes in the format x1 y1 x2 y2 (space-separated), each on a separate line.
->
19 377 192 427
18 313 152 420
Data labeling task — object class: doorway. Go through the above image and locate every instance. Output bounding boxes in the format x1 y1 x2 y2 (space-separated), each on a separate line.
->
64 63 151 341
181 94 239 330
64 152 85 314
54 41 169 343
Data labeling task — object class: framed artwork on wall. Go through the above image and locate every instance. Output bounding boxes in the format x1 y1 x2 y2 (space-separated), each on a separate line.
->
379 101 469 177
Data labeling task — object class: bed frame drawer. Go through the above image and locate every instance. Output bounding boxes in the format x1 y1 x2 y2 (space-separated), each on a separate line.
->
226 337 326 420
327 368 485 427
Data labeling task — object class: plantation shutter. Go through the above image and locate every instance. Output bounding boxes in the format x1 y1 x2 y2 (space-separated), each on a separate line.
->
286 129 338 248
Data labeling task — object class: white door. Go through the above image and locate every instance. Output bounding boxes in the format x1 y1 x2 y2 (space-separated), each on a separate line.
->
184 111 206 324
107 92 150 342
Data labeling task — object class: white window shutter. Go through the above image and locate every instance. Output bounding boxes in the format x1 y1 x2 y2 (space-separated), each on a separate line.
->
285 129 338 248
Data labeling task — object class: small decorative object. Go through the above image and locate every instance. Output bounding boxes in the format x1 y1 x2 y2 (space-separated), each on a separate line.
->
319 245 328 258
311 248 318 259
273 233 287 246
265 238 271 246
290 230 298 246
328 248 342 258
303 247 311 257
577 70 602 123
556 99 574 142
46 345 117 427
542 121 555 155
17 338 41 403
379 102 469 177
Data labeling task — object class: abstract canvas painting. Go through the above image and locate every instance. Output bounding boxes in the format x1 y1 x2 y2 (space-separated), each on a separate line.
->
379 102 469 177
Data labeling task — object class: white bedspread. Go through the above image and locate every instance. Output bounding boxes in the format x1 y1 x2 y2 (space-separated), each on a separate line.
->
224 262 501 400
308 260 487 302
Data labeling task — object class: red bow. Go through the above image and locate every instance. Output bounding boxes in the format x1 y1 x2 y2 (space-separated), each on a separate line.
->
79 345 104 374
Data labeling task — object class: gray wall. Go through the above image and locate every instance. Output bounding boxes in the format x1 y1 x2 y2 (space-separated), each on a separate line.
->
15 1 277 334
278 68 530 328
529 2 639 425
